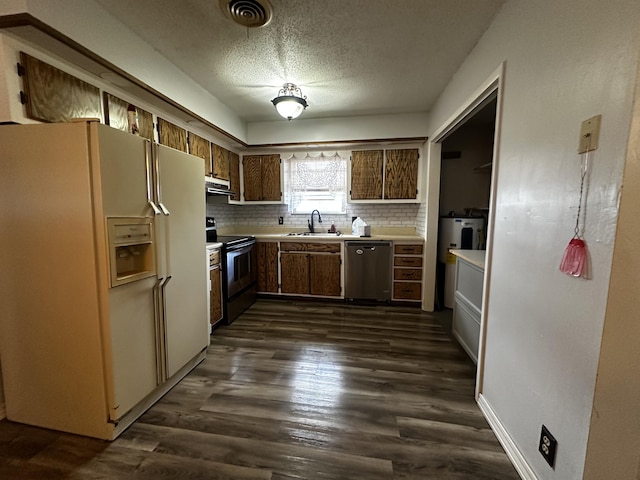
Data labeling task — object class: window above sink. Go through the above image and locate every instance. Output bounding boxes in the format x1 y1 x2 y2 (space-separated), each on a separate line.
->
283 151 348 214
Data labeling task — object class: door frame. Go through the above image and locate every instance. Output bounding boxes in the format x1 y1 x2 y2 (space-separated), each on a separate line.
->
422 62 505 398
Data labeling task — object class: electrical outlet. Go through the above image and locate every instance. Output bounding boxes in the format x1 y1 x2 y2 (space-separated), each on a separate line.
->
539 425 557 468
278 216 283 225
578 114 601 153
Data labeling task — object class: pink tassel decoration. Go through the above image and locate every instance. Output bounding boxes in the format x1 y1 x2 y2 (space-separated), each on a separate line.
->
560 148 590 278
559 237 588 277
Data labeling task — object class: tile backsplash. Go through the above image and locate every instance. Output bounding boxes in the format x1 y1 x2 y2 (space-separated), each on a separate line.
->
207 201 423 232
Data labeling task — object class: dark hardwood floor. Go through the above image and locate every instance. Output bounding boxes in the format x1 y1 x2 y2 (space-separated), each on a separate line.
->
0 299 519 479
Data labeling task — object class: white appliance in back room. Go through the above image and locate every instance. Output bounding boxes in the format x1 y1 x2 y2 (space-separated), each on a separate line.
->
438 217 485 308
0 121 208 440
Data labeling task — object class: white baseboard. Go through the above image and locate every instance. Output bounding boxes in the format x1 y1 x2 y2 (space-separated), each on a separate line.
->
478 394 538 480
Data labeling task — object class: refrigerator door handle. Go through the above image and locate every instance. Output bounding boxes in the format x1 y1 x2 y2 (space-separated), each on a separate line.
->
159 275 172 381
158 203 171 216
152 143 171 216
152 277 165 385
145 140 162 215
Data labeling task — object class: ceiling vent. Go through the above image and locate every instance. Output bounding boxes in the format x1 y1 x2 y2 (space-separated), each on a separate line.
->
220 0 273 28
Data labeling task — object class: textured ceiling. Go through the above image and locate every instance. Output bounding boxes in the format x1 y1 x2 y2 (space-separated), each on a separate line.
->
93 0 505 123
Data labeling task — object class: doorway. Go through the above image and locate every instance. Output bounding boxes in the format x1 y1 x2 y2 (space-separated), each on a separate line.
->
436 95 497 310
422 64 504 398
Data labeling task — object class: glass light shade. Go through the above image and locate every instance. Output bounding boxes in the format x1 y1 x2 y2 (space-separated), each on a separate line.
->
272 95 307 120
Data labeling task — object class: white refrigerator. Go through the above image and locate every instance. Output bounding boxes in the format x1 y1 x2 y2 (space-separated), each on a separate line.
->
0 121 208 439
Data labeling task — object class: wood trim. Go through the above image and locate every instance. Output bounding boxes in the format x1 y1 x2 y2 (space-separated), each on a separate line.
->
248 137 428 149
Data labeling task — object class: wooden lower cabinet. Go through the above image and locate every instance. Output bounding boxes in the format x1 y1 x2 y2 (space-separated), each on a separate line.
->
309 254 341 296
280 243 342 297
392 243 423 302
281 253 309 294
393 282 422 301
256 242 279 293
210 265 223 324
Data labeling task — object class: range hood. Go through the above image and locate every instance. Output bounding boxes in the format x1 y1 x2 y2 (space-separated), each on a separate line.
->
205 181 234 196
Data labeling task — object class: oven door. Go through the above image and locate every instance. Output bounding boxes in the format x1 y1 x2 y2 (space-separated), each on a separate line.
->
226 241 256 299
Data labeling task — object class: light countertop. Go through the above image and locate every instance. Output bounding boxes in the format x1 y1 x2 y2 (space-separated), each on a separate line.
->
222 227 422 242
248 233 423 242
450 249 486 270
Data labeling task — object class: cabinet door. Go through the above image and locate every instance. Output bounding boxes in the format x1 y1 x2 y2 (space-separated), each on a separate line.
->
281 253 309 294
309 254 341 296
256 242 279 293
212 144 230 180
188 133 212 176
351 150 383 199
242 155 262 201
210 265 223 324
261 154 282 201
157 117 187 152
229 151 241 201
384 149 419 199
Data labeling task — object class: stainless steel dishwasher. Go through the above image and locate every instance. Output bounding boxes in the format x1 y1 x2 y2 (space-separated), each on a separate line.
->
345 241 393 301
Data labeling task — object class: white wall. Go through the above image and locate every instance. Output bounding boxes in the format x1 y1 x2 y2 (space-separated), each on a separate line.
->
427 0 640 478
248 112 429 145
440 126 494 216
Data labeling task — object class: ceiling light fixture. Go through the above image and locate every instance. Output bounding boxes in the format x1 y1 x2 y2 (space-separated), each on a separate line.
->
271 83 308 121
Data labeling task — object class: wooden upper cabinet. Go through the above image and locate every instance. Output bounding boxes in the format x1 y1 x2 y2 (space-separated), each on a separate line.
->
103 93 154 141
384 148 419 199
242 154 281 202
350 148 419 201
20 52 101 124
157 118 187 152
188 132 212 176
212 144 230 181
351 150 383 200
242 155 262 201
229 151 241 201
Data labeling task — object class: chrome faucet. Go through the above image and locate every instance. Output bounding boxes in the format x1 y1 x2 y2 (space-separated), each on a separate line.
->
308 209 322 233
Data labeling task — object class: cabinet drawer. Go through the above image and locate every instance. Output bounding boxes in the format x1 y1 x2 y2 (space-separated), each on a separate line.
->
394 256 423 267
280 242 340 253
456 259 484 310
280 242 306 252
306 243 341 253
208 249 221 265
393 282 422 300
394 268 422 281
394 244 423 255
452 297 481 364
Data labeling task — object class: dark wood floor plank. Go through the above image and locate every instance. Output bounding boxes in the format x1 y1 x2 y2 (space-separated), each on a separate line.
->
0 298 519 479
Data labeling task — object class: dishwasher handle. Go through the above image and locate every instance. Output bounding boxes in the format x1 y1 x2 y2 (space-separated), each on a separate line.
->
346 241 392 250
